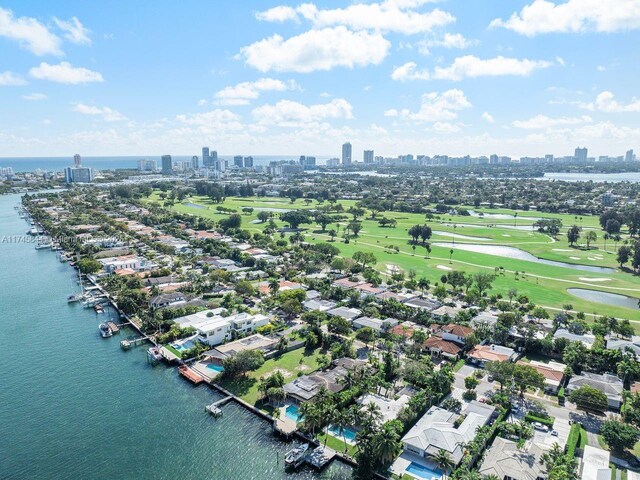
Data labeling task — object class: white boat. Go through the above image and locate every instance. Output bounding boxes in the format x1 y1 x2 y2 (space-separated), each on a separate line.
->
98 323 112 338
35 242 52 250
67 293 84 303
147 347 163 363
284 443 309 468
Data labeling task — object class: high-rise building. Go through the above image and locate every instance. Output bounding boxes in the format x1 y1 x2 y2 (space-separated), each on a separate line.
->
574 147 588 163
233 156 243 168
244 156 254 168
625 149 635 162
137 159 157 172
161 155 173 174
64 166 94 183
363 150 374 164
202 147 210 166
192 155 199 169
73 154 82 167
342 142 352 166
545 154 554 163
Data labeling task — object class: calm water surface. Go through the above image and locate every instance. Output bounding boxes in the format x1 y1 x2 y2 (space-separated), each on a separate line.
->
568 288 639 310
0 193 351 480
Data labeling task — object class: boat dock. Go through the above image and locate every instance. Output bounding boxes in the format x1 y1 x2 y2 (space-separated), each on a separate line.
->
106 321 122 333
205 396 232 417
178 365 205 384
120 336 150 349
305 445 337 470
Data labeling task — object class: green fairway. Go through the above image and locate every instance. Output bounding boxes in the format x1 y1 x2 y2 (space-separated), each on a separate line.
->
146 192 640 322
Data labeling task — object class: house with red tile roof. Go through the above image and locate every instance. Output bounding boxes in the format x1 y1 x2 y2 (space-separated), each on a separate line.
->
424 337 462 359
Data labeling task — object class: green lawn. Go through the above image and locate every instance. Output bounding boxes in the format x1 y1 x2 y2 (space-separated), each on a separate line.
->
146 192 640 322
164 344 182 358
316 432 358 457
218 347 323 406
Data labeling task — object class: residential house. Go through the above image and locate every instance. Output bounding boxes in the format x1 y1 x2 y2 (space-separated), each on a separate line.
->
352 316 399 333
467 344 517 366
173 310 270 347
431 305 463 321
326 306 362 322
149 292 186 309
566 372 623 409
553 328 596 349
431 323 474 345
580 446 611 480
401 401 495 466
283 358 366 403
606 336 640 356
517 360 565 394
423 336 462 359
478 437 549 480
402 296 441 312
358 393 411 424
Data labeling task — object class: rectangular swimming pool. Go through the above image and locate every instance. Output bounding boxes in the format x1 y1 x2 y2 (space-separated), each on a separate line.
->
327 425 357 442
206 364 224 372
406 462 442 480
285 405 301 422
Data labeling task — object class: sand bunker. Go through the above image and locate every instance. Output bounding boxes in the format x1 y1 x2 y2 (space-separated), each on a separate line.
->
569 256 581 260
578 277 611 282
437 265 452 271
552 249 573 252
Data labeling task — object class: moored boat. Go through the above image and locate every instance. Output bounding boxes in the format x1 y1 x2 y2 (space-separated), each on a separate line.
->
67 293 84 303
284 443 309 469
98 323 112 338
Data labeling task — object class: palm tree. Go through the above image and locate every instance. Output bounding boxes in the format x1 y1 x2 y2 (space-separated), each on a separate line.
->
483 475 501 480
434 449 454 479
374 423 402 465
268 278 280 296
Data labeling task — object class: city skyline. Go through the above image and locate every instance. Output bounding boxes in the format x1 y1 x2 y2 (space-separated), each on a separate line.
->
1 1 640 158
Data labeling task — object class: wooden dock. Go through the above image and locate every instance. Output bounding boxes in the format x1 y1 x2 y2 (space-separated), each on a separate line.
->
305 446 337 470
120 336 150 350
106 321 120 333
205 396 232 417
178 365 205 384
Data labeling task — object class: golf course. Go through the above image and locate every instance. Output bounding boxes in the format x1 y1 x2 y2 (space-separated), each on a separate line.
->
146 192 640 323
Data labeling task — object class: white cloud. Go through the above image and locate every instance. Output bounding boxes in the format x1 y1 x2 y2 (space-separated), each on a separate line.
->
433 55 553 81
0 6 62 56
22 92 47 100
391 89 472 122
240 27 390 73
255 6 299 22
54 16 91 45
432 121 462 133
214 78 299 105
391 62 430 81
0 71 26 86
175 109 242 127
597 65 606 71
73 103 127 121
512 114 592 129
29 62 104 84
482 112 495 123
490 0 640 36
255 1 454 34
580 91 640 112
252 98 353 126
418 33 475 54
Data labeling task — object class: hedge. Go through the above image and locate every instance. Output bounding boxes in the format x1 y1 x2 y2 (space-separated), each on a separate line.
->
566 424 581 457
525 413 555 427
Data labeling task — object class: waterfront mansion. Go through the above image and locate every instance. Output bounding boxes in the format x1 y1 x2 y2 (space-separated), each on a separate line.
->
173 309 270 346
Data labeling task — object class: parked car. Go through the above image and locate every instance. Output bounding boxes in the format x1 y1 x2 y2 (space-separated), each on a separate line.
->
533 422 549 432
550 430 558 436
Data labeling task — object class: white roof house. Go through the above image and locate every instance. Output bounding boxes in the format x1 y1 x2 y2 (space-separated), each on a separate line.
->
478 437 549 480
581 446 611 480
358 393 410 424
172 309 269 346
401 401 495 465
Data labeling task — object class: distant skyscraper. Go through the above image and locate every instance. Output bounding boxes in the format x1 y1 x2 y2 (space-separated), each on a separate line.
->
73 154 82 167
625 149 635 162
192 155 199 169
574 147 588 162
244 156 254 168
342 142 352 166
234 156 243 168
161 155 173 174
202 147 210 166
64 166 94 183
363 150 374 164
137 159 157 172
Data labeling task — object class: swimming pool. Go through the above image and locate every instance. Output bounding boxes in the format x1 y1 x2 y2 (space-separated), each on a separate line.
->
285 405 301 422
170 340 194 352
406 462 442 480
327 425 357 442
206 364 224 373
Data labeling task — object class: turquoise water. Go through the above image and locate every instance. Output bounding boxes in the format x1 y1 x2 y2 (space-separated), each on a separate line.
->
286 404 301 422
406 462 442 479
0 193 351 480
206 364 224 372
171 339 195 351
327 425 357 442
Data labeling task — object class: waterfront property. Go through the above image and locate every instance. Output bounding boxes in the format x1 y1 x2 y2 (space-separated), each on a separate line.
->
283 358 366 403
173 310 270 346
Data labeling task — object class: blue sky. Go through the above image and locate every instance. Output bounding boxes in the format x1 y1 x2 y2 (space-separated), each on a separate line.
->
1 0 639 159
